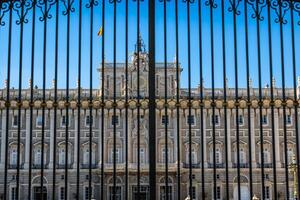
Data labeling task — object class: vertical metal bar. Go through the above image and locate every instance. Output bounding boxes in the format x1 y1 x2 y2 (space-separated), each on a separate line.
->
16 2 25 199
88 1 94 199
41 1 48 199
266 1 278 199
198 1 205 199
64 0 71 199
243 0 253 198
255 0 266 198
3 1 13 199
100 0 105 198
136 0 141 199
52 1 59 200
113 0 117 199
186 0 193 197
162 0 169 199
28 1 36 199
125 0 129 199
290 0 300 196
221 0 229 199
207 0 217 198
175 0 180 199
148 0 156 198
232 0 241 199
76 0 82 199
278 3 290 199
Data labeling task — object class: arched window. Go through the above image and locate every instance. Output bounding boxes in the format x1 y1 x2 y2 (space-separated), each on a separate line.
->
58 145 72 165
10 146 17 165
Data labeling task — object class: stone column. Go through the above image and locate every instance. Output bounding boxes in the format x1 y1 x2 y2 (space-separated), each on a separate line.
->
48 111 54 169
203 110 207 167
24 111 31 169
0 110 7 169
73 112 79 169
227 110 232 168
274 110 281 167
250 110 256 168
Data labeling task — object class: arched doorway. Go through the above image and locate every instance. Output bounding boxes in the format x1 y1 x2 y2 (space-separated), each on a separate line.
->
233 176 249 200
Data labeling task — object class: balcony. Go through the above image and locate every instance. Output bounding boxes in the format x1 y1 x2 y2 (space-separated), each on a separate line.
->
57 164 73 169
257 163 273 168
208 163 225 168
233 163 249 168
81 164 98 169
183 163 201 168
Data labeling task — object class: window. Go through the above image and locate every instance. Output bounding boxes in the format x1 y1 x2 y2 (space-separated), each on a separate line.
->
11 187 17 200
12 115 19 127
110 148 120 163
265 186 271 200
59 187 65 200
36 116 43 127
262 115 268 125
58 147 72 165
83 147 96 165
287 115 292 125
211 115 220 126
61 115 70 127
159 186 172 200
111 115 119 126
109 186 122 200
187 115 195 125
216 186 221 200
238 115 244 125
84 186 94 200
85 115 93 126
161 115 169 125
162 148 171 163
10 147 17 165
192 186 196 200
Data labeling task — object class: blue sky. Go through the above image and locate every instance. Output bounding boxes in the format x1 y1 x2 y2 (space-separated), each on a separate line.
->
0 0 299 91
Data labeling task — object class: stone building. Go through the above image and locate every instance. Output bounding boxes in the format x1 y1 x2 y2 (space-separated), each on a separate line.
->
0 40 299 200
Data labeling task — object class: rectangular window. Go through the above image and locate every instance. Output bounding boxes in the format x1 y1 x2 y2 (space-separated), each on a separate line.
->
36 116 43 127
238 115 244 125
211 115 220 126
287 115 292 125
12 115 19 127
11 187 17 200
84 186 93 200
262 115 268 125
161 115 169 125
216 186 221 200
187 115 195 125
111 115 119 126
60 187 65 200
85 115 93 126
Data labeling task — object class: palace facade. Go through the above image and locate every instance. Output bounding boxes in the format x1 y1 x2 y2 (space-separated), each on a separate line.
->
0 41 300 200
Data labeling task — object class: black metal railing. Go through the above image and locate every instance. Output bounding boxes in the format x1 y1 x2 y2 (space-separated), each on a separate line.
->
0 1 299 200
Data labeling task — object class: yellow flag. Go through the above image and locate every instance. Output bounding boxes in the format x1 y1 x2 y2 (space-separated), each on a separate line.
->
97 26 103 37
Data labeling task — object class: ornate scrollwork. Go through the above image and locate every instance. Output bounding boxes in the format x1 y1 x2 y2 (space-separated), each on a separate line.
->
228 0 243 15
36 0 56 22
246 0 267 21
109 0 122 3
205 0 217 8
291 0 300 25
0 1 13 27
61 0 75 15
13 0 35 25
269 0 290 24
86 0 99 8
182 0 195 3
